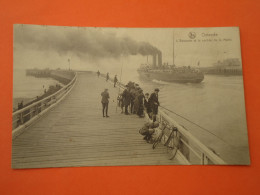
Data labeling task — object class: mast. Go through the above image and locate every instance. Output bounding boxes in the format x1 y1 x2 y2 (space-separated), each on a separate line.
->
173 31 175 66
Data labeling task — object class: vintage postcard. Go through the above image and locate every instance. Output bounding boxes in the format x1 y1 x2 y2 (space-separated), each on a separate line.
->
12 25 249 168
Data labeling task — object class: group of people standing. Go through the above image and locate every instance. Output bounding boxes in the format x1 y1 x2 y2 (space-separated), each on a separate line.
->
99 71 160 122
118 81 160 122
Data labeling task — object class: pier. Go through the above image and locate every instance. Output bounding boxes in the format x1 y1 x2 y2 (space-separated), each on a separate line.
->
12 72 183 168
12 70 225 168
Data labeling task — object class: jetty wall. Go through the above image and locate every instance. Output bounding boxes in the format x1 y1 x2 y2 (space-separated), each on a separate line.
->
13 70 77 139
199 67 242 75
26 69 75 84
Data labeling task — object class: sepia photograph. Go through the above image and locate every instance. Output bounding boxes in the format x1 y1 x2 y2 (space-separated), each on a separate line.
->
12 24 250 168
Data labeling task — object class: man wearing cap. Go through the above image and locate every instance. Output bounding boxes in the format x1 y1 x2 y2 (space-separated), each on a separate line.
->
149 88 160 122
101 89 110 117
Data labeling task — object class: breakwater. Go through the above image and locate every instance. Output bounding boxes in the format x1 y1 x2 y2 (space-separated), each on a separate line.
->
199 67 242 75
14 69 75 112
26 69 75 85
12 70 77 138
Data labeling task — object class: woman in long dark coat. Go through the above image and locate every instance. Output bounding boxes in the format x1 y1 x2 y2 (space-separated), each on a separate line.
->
122 86 131 114
137 89 145 117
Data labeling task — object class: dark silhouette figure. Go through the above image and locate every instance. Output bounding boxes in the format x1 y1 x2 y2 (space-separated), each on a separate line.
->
106 73 109 82
114 75 118 87
101 89 110 117
137 89 145 118
149 88 160 122
144 93 152 119
122 85 131 115
139 121 159 143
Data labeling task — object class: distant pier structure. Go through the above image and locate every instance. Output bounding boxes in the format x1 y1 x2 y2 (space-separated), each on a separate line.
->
199 58 243 75
26 68 75 84
12 69 225 168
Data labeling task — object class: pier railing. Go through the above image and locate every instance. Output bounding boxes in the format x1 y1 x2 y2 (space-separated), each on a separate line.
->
157 110 226 165
101 73 226 165
12 72 77 139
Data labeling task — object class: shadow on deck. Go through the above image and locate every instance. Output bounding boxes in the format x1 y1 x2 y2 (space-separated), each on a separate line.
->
12 72 179 168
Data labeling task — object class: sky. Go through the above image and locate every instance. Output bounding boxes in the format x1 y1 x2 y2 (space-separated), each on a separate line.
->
13 24 242 76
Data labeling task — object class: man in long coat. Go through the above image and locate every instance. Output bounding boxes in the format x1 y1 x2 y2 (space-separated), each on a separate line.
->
137 89 145 117
149 88 160 122
101 89 110 117
122 85 131 115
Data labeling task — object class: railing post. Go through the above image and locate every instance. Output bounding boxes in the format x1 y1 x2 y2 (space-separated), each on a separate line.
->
200 153 205 165
37 102 42 114
35 104 38 114
20 112 24 124
12 72 77 136
201 153 209 165
53 96 56 103
29 107 33 120
204 155 209 165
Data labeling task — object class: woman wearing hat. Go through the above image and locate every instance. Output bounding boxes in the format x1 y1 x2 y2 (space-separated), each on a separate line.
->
137 89 145 117
122 85 131 114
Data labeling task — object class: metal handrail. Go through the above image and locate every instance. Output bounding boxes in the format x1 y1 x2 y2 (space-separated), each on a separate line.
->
158 110 226 165
12 72 77 131
13 74 76 116
100 73 226 165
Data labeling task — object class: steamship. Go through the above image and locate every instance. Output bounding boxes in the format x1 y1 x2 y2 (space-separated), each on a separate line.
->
137 51 204 83
137 33 204 83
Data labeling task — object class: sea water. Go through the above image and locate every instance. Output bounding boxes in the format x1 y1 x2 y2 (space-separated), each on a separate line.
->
13 69 60 107
123 73 249 164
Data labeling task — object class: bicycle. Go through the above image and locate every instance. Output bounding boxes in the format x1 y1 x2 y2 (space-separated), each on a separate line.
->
153 123 180 160
152 123 167 149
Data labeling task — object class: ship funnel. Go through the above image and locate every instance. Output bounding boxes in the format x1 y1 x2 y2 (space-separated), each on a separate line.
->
153 54 157 67
158 51 162 67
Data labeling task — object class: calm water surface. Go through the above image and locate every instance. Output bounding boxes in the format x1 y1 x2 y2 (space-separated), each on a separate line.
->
13 69 60 99
124 73 249 164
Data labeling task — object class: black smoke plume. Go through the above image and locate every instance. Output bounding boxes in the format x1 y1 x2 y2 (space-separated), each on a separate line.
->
14 25 160 60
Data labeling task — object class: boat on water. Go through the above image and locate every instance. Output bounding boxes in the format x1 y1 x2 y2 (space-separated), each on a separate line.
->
137 33 204 83
137 65 204 83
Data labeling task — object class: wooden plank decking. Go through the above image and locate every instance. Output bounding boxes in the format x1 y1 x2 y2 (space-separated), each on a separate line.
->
12 72 179 168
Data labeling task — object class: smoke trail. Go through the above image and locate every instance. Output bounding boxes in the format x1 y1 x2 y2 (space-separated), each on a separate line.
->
14 25 160 60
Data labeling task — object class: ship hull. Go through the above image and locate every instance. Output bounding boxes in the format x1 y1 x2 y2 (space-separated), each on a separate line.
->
137 70 204 83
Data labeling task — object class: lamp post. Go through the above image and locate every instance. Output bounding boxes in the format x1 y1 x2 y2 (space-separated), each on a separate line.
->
68 58 70 70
